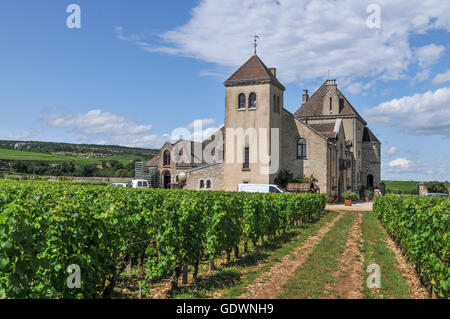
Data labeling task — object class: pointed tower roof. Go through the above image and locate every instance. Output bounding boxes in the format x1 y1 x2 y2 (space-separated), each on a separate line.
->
224 55 285 90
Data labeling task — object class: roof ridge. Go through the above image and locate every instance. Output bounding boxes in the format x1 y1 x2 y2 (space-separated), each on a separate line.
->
224 55 284 89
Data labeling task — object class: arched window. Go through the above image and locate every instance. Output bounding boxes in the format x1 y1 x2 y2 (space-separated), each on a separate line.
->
238 93 246 110
206 179 211 189
163 150 170 167
199 179 205 189
249 93 257 108
297 138 307 158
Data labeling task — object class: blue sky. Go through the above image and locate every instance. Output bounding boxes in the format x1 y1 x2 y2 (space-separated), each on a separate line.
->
0 0 449 181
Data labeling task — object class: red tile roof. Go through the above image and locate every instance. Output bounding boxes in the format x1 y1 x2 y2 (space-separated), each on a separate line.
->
294 81 366 124
145 155 160 167
225 55 285 90
308 122 337 139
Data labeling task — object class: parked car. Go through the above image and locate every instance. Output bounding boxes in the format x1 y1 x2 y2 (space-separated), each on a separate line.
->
129 179 149 189
421 193 449 197
237 184 285 193
108 183 128 188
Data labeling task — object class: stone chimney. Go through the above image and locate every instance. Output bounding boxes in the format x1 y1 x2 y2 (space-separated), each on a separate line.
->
302 89 309 104
269 67 276 78
325 79 337 94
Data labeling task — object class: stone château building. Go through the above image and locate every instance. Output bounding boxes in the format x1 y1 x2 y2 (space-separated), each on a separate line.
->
137 54 381 197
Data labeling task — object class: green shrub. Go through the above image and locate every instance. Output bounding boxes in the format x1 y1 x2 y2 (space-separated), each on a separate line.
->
425 181 449 194
342 191 358 200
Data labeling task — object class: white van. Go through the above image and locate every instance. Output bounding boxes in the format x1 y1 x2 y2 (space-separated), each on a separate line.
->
129 179 149 189
237 184 285 193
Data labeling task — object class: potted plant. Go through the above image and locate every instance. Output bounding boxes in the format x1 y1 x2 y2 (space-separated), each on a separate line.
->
342 191 358 206
364 190 373 202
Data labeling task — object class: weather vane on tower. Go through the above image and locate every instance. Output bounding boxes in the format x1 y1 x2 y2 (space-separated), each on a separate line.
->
254 34 259 55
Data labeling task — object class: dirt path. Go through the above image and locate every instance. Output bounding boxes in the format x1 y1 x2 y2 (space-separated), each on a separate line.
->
384 236 429 299
324 211 364 299
239 212 344 299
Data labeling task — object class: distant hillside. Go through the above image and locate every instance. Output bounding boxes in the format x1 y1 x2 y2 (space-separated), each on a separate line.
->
0 140 159 178
382 180 450 194
0 140 158 159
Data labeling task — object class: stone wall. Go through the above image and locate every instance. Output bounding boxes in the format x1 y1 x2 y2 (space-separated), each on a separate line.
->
361 142 381 189
280 110 328 194
3 175 132 183
184 163 224 191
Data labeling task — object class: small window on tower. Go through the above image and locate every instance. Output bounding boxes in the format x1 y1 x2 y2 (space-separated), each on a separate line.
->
249 93 257 109
329 97 333 113
273 95 277 112
238 93 246 110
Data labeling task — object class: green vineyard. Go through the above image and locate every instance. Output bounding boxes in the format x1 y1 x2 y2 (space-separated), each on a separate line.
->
0 180 325 298
374 195 450 298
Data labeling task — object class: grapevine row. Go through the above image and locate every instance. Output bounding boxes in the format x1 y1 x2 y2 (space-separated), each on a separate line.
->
0 180 325 298
373 195 449 298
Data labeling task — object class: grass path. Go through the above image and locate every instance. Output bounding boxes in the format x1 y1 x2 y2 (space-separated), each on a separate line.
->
324 211 364 299
238 211 344 299
278 212 355 298
219 211 340 298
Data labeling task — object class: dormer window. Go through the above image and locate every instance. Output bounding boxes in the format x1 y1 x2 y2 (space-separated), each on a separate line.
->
238 93 246 110
249 93 257 109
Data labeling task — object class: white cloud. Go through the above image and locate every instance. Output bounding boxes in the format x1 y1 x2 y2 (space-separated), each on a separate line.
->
383 160 450 181
186 118 216 130
8 129 42 140
411 69 430 84
364 87 450 137
171 119 221 143
386 146 398 156
44 109 153 136
433 69 450 84
42 109 165 148
116 0 450 85
41 109 222 149
345 81 374 95
414 44 445 68
389 157 411 169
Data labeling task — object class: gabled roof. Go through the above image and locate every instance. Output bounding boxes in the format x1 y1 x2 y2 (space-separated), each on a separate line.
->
308 122 336 139
363 127 381 143
145 155 160 167
224 55 285 90
294 81 366 124
308 119 344 140
144 127 226 167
